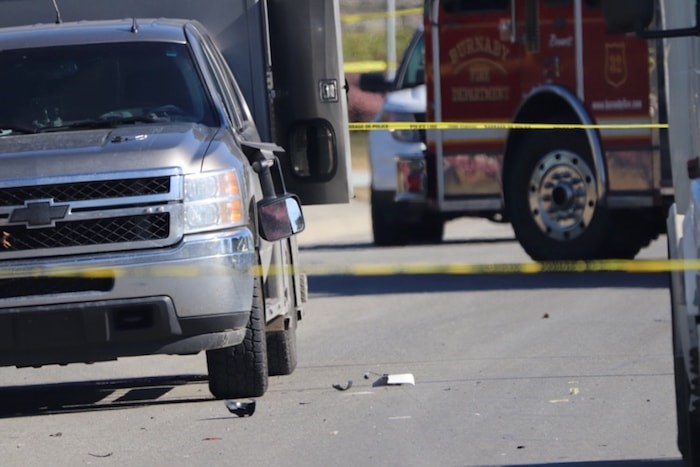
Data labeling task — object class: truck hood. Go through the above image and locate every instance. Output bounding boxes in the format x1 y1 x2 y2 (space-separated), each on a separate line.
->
382 84 426 114
0 123 216 180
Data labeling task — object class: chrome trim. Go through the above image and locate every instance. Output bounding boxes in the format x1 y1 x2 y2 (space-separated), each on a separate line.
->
0 205 184 260
441 198 502 212
0 168 186 259
0 167 182 190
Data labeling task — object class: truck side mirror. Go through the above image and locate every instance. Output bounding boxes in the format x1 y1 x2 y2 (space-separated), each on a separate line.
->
257 194 305 242
601 0 654 34
359 72 392 93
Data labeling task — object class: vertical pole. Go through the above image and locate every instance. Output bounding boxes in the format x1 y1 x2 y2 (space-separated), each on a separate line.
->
386 0 397 80
574 0 584 100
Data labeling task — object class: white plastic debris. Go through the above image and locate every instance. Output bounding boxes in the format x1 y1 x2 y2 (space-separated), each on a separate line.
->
385 373 415 386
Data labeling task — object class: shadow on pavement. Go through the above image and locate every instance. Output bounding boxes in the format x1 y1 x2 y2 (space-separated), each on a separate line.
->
0 374 212 418
308 271 668 297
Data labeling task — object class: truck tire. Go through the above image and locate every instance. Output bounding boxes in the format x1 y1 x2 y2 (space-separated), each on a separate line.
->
267 238 298 377
371 189 407 246
600 212 650 259
267 308 298 376
371 189 444 245
675 353 700 467
206 275 268 399
505 128 610 260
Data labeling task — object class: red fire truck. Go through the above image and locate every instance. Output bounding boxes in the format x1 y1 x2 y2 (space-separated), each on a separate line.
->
397 0 671 260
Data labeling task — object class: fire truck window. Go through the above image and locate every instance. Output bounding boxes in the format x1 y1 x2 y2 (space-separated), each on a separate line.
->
544 0 572 5
442 0 509 14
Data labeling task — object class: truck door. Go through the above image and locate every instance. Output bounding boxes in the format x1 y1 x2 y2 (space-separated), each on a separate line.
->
427 0 518 209
265 0 352 205
517 0 579 98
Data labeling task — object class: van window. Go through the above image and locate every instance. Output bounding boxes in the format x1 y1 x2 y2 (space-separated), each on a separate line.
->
399 36 425 89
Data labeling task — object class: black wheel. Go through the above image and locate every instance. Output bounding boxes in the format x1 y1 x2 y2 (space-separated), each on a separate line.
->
504 128 610 260
671 266 700 467
600 211 651 259
371 189 407 246
206 275 268 399
267 308 298 376
267 238 299 376
412 212 444 244
675 353 700 466
371 189 444 246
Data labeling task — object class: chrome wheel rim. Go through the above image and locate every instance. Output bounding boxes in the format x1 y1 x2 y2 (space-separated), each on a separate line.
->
528 150 597 241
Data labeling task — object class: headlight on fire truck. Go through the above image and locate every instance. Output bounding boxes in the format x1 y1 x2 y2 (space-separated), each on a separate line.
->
380 110 421 143
184 169 244 234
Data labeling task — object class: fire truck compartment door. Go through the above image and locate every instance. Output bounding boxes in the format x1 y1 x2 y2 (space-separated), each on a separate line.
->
266 0 352 205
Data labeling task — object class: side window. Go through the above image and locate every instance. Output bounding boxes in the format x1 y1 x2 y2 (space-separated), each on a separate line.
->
442 0 509 14
196 35 242 129
201 34 253 127
399 36 425 89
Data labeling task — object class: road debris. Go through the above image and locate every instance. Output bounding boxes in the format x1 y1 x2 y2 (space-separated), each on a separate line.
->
225 399 256 417
372 373 415 387
332 380 353 391
88 452 113 458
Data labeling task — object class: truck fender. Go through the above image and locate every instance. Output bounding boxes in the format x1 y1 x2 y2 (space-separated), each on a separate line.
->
505 84 607 205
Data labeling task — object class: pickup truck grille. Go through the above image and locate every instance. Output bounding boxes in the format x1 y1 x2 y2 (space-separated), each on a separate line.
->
0 171 182 258
1 214 170 251
0 177 171 206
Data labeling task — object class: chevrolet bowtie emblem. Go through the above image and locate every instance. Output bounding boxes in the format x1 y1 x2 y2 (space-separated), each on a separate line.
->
10 199 70 228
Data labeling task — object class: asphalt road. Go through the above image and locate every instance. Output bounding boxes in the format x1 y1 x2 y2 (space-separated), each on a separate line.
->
0 199 683 467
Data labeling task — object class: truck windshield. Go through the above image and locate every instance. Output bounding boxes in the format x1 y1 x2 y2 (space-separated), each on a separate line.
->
0 41 218 133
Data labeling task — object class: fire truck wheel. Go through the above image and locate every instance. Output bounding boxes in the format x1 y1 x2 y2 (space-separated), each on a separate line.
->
601 212 650 259
206 275 268 399
505 129 610 260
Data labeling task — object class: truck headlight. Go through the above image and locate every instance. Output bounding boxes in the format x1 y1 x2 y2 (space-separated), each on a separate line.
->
184 169 244 234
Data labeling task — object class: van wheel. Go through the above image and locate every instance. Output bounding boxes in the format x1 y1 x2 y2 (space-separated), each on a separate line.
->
505 129 609 260
207 275 268 399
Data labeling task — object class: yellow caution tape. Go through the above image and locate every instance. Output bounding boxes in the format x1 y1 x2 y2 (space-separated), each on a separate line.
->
344 60 390 73
349 121 670 131
297 259 679 276
1 258 689 280
341 7 422 24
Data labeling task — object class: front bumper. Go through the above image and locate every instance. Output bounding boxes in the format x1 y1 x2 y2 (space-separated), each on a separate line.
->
0 228 257 366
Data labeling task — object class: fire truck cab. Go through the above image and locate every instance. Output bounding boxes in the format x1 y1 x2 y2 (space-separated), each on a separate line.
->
399 0 671 260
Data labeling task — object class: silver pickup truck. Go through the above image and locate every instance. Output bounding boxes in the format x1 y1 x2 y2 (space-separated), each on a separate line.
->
0 3 349 400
